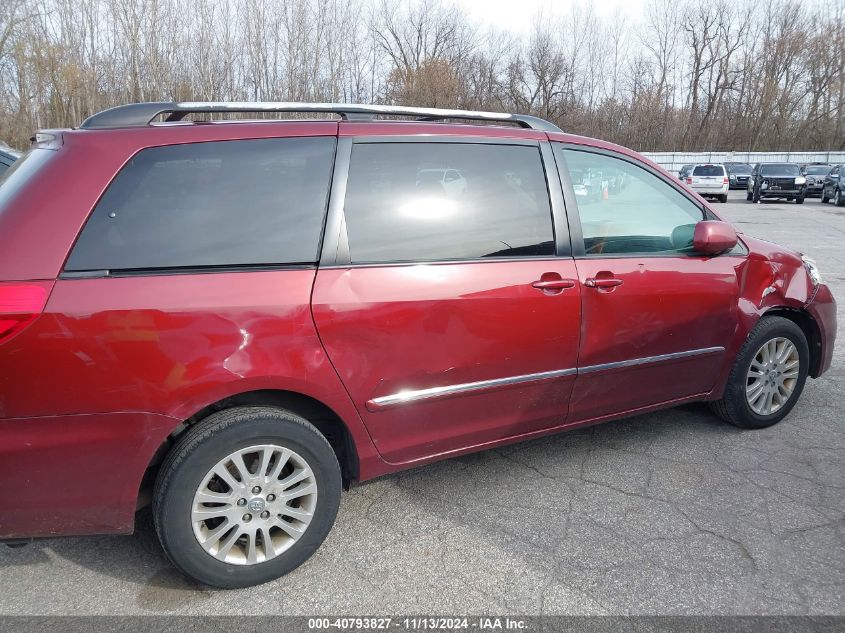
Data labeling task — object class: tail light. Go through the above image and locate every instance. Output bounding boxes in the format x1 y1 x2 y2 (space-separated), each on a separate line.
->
0 283 51 345
723 177 729 184
686 177 692 184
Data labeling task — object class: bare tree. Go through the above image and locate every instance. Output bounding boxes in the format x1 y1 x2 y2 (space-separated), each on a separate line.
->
0 0 841 152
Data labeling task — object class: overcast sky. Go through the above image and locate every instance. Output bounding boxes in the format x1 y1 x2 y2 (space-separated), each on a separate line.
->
453 0 644 35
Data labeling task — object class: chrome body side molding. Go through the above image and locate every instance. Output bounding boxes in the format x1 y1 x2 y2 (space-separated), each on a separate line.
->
366 368 577 411
576 346 725 374
367 346 725 411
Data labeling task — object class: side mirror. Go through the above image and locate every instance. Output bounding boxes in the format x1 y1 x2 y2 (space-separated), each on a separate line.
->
693 220 738 255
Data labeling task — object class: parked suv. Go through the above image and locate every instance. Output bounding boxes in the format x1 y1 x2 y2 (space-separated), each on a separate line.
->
685 164 728 203
801 163 831 197
821 164 845 206
0 103 836 588
747 163 807 203
724 161 752 189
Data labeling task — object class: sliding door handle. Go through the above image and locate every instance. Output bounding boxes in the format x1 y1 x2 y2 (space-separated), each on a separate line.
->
532 279 576 291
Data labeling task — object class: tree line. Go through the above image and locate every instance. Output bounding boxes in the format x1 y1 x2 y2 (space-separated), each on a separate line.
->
1 0 843 152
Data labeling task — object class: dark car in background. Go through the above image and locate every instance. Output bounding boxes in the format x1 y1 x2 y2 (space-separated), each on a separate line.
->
747 163 806 203
724 162 752 189
678 164 693 181
821 164 844 206
0 147 20 177
802 163 831 197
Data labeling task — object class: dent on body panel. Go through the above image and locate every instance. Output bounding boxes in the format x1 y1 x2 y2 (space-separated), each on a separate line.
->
0 272 328 420
738 241 810 319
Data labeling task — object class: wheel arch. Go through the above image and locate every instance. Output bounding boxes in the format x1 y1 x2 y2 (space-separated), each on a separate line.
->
760 306 823 377
138 389 361 511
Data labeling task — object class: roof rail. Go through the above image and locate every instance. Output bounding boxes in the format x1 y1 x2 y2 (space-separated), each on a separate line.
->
78 101 562 133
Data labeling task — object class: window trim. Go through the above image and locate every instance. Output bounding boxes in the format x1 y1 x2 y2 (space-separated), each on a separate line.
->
320 137 568 268
552 143 729 259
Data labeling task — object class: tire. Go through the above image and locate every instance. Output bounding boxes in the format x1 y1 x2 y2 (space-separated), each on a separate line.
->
718 194 728 203
153 406 342 588
836 190 845 207
709 316 809 429
795 196 804 204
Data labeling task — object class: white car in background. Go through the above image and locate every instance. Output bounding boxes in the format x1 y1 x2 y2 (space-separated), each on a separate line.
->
416 168 468 196
685 164 729 203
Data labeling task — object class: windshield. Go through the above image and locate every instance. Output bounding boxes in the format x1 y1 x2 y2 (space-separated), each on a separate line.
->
725 163 751 173
693 165 724 176
760 164 800 177
803 165 830 175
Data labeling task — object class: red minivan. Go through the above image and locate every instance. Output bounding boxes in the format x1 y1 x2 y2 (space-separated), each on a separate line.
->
0 103 836 587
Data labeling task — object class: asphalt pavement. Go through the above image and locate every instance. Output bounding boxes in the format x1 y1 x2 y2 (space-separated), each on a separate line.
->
1 190 843 615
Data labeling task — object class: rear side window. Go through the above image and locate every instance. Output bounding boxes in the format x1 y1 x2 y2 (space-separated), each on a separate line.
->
692 165 725 176
343 143 554 263
66 137 336 272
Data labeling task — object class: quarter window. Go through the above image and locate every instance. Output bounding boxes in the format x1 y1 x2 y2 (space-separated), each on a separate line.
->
343 143 555 263
66 137 336 271
558 147 704 256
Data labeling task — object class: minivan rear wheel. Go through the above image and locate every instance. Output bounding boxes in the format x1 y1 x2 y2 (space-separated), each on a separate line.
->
710 317 809 429
153 406 341 588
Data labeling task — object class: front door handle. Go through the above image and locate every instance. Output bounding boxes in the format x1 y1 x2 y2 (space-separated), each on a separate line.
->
585 277 623 289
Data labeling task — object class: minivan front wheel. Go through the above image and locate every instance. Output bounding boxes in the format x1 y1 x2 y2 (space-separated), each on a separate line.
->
710 317 809 429
153 406 342 588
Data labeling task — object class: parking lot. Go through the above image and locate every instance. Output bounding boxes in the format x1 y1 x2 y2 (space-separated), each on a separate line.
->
1 190 843 616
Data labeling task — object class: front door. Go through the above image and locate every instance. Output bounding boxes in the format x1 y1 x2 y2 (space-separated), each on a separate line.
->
313 139 581 464
554 145 742 421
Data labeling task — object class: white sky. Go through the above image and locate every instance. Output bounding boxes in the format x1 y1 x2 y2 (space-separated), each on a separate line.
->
453 0 648 35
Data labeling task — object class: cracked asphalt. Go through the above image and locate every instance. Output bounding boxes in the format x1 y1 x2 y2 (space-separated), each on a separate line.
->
1 190 843 615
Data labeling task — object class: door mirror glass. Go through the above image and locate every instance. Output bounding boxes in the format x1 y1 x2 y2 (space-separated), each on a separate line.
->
693 221 738 255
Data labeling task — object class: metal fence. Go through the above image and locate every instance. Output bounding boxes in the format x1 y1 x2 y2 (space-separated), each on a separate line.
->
640 151 845 174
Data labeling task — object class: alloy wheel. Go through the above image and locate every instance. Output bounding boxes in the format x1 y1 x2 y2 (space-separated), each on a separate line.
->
191 444 318 565
745 337 800 416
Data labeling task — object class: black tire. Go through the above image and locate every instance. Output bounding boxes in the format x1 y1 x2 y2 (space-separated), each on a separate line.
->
795 196 804 204
709 316 809 429
153 406 342 588
836 190 845 207
718 194 728 203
